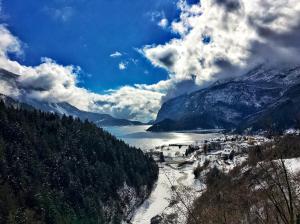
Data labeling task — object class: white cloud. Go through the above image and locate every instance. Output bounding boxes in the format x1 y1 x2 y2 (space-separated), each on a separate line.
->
0 25 22 57
149 10 170 29
0 25 162 122
118 62 127 70
0 79 16 97
158 18 169 28
2 0 300 122
91 86 163 121
110 51 122 58
143 0 300 88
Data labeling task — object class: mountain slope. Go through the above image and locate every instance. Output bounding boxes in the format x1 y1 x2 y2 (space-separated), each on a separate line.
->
0 102 158 223
25 99 143 126
149 66 300 132
0 69 143 126
238 84 300 132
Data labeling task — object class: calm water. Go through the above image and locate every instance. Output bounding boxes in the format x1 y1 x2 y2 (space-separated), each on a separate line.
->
104 125 223 150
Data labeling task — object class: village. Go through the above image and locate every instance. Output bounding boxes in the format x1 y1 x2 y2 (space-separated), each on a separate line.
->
131 134 272 224
149 134 270 173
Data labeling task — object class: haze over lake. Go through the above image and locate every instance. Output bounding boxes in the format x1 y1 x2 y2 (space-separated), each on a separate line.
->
104 125 223 149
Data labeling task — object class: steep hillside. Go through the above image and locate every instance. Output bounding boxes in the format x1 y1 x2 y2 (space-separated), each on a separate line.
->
238 84 300 133
0 102 158 223
187 135 300 223
149 66 300 132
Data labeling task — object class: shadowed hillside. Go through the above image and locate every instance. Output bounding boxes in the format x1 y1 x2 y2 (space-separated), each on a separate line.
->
0 101 158 224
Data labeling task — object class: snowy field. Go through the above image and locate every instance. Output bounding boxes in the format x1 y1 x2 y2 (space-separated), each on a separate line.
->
131 164 203 224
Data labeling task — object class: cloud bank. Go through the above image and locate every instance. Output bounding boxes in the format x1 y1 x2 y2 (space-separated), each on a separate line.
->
1 0 300 122
0 25 163 122
144 0 300 89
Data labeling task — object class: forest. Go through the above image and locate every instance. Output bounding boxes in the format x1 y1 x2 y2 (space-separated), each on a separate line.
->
0 101 158 224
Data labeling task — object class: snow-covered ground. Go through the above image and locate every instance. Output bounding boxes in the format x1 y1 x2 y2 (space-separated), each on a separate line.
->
130 135 271 224
280 157 300 173
131 166 182 224
131 165 203 224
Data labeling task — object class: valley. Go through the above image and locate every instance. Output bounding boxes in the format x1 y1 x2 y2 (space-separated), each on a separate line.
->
1 65 300 223
1 0 300 223
105 126 276 224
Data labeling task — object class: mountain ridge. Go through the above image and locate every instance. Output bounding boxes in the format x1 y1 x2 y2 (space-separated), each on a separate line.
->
149 65 300 133
0 68 143 126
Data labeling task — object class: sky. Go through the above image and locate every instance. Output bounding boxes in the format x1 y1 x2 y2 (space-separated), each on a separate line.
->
0 0 300 122
1 0 180 92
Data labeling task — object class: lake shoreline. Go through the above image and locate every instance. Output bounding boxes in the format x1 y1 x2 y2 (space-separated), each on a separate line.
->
105 125 270 224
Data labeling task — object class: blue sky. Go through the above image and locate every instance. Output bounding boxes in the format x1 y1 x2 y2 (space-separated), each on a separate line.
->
2 0 180 92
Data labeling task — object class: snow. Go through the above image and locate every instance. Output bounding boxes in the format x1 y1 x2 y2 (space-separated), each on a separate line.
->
131 166 179 224
282 157 300 173
130 134 271 224
51 103 70 116
284 128 300 135
131 164 204 224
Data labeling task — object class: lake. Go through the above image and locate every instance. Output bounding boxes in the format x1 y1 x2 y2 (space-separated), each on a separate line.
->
103 125 224 150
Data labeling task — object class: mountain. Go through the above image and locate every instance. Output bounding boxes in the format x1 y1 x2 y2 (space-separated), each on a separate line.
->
0 69 143 126
0 93 33 110
149 66 300 133
238 83 300 132
24 99 144 126
0 102 158 223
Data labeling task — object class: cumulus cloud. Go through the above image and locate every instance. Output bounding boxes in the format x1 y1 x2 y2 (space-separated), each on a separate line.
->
0 25 162 122
91 86 163 121
143 0 300 91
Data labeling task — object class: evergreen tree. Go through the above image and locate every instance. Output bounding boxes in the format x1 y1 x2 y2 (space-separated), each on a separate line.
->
0 102 158 224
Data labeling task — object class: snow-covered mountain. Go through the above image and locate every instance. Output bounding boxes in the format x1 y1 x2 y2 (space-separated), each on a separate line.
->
149 66 300 132
0 69 143 126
